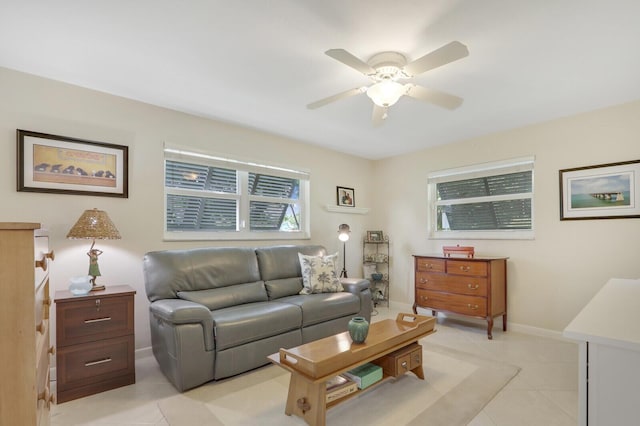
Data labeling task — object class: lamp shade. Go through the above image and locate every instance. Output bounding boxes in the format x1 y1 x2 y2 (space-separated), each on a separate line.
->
67 208 121 240
366 80 405 107
338 223 351 242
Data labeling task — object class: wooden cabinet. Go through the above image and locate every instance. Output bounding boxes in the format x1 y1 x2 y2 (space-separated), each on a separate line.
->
54 285 136 403
413 255 507 339
0 222 54 426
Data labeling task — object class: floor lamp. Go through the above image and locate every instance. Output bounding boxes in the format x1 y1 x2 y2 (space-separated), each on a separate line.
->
338 224 350 278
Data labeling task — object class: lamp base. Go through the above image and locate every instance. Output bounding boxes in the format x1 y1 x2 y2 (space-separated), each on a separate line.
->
90 284 106 292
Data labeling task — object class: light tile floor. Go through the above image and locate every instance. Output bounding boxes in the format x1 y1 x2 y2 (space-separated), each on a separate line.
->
51 307 578 425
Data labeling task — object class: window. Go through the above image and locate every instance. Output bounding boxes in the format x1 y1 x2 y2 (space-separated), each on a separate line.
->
164 146 310 240
428 157 534 239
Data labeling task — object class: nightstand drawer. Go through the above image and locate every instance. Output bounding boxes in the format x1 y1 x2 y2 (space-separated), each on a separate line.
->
56 294 133 346
56 335 135 393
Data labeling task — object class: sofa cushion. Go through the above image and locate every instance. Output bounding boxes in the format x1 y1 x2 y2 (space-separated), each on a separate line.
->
278 293 360 327
144 247 261 301
177 281 268 311
256 245 326 281
211 302 301 350
264 277 304 300
298 252 343 294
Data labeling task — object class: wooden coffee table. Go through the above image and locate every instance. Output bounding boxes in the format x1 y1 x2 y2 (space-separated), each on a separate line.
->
268 313 436 426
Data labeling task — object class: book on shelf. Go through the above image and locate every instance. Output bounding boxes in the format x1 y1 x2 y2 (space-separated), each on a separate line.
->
343 362 383 389
325 375 358 402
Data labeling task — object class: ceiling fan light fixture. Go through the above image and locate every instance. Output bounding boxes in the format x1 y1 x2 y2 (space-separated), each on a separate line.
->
366 80 405 107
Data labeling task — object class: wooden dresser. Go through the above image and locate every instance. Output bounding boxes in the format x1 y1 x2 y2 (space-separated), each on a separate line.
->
54 285 136 403
0 222 55 426
413 254 507 339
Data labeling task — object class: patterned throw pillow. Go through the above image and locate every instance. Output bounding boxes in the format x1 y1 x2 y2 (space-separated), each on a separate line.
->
298 252 344 294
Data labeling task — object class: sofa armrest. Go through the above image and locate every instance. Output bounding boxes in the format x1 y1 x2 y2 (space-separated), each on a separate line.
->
340 277 372 321
340 277 370 294
150 299 214 351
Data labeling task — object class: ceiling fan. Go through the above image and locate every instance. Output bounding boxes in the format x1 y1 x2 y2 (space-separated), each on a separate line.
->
307 41 469 125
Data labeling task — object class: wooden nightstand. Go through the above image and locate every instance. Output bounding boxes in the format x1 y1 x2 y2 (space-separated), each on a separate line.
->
54 285 136 403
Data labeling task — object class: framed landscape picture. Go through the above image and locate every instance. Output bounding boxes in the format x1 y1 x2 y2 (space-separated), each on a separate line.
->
559 159 640 220
17 130 129 198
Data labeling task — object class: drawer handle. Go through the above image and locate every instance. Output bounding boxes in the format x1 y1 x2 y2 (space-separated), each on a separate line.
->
467 304 479 310
459 266 471 272
467 284 479 290
85 357 112 367
38 388 55 407
421 296 428 301
35 257 47 271
401 361 408 370
424 263 434 269
85 317 112 324
419 278 428 284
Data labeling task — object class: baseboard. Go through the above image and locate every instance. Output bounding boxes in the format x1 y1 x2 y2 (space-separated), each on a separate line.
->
135 346 153 359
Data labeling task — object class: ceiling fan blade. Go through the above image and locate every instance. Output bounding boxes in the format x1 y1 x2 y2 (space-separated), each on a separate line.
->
405 84 464 110
403 41 469 77
372 105 388 126
325 49 376 76
307 87 366 109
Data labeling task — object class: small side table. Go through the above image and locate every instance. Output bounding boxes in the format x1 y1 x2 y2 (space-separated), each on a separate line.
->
55 285 136 403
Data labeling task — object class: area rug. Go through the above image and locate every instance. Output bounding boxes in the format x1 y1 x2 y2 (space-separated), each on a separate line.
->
158 343 519 426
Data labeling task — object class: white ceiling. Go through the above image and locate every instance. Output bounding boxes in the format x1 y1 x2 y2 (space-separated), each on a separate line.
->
1 1 639 160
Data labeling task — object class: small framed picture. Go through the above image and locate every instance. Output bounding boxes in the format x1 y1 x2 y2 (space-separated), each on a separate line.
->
17 129 129 198
337 186 355 207
367 230 384 242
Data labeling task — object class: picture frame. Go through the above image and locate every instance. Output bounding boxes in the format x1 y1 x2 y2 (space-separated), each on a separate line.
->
17 130 129 198
366 230 384 242
559 159 640 220
337 186 355 207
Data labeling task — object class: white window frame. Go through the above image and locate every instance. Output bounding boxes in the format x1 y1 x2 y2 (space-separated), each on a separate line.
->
428 156 535 240
164 144 310 241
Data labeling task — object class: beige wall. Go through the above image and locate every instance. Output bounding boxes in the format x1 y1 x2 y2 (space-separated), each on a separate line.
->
373 100 640 331
0 67 374 349
2 65 638 349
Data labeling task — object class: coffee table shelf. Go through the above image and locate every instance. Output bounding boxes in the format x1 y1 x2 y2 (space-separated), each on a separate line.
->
268 313 436 426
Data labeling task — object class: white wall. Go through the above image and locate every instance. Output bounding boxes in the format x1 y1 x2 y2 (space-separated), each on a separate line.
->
373 100 640 331
0 67 374 350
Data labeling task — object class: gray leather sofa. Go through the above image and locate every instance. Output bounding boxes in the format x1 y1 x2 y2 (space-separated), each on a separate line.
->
143 244 372 391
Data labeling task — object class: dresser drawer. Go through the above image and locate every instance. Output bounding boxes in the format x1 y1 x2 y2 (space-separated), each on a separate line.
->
416 257 446 272
56 295 134 346
416 289 487 316
416 272 488 296
57 334 135 391
447 260 488 277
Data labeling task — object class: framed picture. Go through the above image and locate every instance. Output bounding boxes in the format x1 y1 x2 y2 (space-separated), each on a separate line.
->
17 130 129 198
559 159 640 220
367 230 384 242
337 186 355 207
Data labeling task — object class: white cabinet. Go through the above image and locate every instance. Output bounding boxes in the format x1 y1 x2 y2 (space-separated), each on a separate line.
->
564 278 640 426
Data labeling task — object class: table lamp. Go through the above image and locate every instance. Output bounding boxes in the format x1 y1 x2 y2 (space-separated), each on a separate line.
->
67 208 121 291
337 223 350 278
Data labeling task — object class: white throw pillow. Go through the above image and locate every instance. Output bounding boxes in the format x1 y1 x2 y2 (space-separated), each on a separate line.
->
298 252 344 294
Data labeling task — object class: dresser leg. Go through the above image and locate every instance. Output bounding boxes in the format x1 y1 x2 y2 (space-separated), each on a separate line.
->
503 313 507 331
431 310 437 317
412 304 417 314
487 317 494 340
